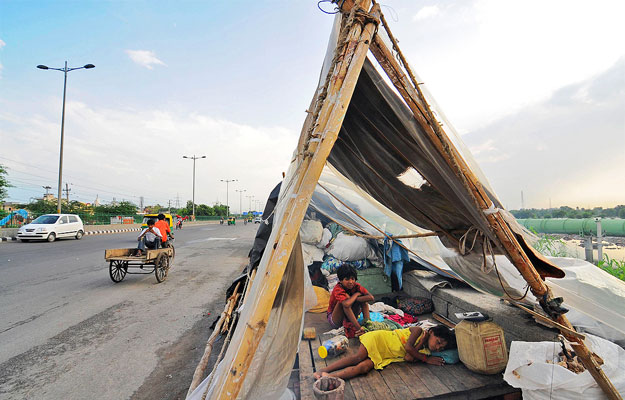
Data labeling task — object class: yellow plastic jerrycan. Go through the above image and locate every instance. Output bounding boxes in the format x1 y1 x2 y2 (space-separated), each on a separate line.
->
455 319 508 374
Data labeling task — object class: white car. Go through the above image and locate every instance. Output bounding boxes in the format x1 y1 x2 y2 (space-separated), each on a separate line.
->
254 217 262 224
17 214 84 242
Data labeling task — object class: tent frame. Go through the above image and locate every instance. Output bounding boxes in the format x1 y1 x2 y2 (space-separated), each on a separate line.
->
208 1 621 398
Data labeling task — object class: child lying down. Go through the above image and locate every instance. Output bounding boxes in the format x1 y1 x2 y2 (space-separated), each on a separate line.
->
313 325 456 381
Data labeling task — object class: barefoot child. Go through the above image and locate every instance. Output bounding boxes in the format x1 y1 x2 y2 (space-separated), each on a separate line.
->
314 325 455 380
327 265 374 337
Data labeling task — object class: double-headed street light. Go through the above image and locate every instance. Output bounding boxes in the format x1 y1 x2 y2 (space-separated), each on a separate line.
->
220 179 237 218
37 61 95 213
183 155 206 219
245 194 254 213
235 189 246 216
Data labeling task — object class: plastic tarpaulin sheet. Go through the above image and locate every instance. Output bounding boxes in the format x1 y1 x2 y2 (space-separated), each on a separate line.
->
198 7 622 398
503 334 625 399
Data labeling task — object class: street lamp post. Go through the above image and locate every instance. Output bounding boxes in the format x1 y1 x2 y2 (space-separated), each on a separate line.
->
245 195 253 213
220 179 237 218
235 189 246 216
37 61 95 213
183 155 206 220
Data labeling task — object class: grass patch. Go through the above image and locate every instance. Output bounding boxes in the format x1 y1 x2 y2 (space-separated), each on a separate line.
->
597 254 625 281
530 229 570 257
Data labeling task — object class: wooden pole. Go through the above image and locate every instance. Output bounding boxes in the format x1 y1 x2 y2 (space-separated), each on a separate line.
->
370 34 547 295
510 302 585 340
187 281 241 397
209 3 380 399
369 13 621 399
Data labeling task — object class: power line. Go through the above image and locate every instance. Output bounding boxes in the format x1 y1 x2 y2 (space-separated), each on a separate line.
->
2 157 171 204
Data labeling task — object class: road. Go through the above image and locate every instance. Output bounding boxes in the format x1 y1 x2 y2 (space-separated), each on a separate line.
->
0 221 259 399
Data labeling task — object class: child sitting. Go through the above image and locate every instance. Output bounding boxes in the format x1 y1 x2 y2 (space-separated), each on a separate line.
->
327 265 374 338
313 324 455 380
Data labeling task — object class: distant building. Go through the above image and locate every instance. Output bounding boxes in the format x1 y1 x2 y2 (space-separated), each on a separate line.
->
1 202 21 212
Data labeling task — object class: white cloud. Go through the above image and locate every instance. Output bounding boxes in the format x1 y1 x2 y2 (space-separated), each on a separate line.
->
463 59 625 209
125 50 166 70
413 5 440 21
402 0 625 134
2 102 295 209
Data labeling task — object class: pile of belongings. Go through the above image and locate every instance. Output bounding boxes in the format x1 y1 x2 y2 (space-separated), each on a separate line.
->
318 297 434 338
300 219 381 290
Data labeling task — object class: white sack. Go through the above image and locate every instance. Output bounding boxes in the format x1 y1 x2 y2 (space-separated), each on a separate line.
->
302 243 325 267
503 334 625 399
327 232 375 261
316 228 332 249
300 220 323 245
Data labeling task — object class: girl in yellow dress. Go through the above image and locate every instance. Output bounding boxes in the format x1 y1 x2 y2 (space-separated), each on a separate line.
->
313 325 455 380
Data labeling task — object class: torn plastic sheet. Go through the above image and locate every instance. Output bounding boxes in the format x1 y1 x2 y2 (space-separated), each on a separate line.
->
503 334 625 399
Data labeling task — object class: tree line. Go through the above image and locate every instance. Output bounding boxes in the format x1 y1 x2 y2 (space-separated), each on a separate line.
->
6 198 240 218
511 205 625 219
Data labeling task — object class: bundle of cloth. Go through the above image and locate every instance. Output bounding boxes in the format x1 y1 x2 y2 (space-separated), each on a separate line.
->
357 303 421 333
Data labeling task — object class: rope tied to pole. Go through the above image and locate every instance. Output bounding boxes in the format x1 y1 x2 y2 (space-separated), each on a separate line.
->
459 226 530 300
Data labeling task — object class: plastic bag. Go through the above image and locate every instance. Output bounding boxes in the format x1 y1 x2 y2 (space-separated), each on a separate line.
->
300 219 323 245
317 228 332 249
503 334 625 399
302 243 325 267
327 232 375 261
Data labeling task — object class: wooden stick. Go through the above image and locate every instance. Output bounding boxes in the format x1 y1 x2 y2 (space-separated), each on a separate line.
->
186 298 232 395
210 4 379 399
510 302 585 340
318 183 454 277
432 312 456 329
221 284 242 335
371 16 547 298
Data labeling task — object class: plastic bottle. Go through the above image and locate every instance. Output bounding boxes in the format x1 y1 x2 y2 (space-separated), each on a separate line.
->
318 335 348 359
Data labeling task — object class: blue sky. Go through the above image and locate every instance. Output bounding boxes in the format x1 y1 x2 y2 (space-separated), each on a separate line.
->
1 0 623 211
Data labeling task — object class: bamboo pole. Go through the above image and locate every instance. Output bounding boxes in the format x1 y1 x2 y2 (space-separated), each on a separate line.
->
370 14 621 400
209 4 380 399
510 302 585 340
221 289 242 335
187 281 241 397
317 185 455 277
370 34 548 294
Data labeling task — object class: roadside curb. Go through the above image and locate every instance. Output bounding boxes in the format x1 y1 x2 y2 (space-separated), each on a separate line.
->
1 222 218 243
0 228 143 243
85 228 142 235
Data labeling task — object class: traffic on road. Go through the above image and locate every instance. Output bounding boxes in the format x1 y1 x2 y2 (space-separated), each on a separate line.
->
0 221 258 400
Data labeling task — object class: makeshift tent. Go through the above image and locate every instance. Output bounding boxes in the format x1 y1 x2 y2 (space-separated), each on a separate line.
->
187 1 622 398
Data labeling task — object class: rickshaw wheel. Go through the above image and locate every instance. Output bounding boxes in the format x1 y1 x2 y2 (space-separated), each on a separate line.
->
110 260 127 283
155 253 169 283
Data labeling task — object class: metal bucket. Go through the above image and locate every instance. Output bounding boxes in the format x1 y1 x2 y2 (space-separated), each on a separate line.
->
313 376 345 400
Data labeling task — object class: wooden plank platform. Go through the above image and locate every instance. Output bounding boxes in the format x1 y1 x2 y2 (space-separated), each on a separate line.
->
299 311 518 400
104 247 172 261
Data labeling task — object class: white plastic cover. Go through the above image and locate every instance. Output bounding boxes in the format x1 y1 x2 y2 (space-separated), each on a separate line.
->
327 232 375 261
503 334 625 399
300 219 324 245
